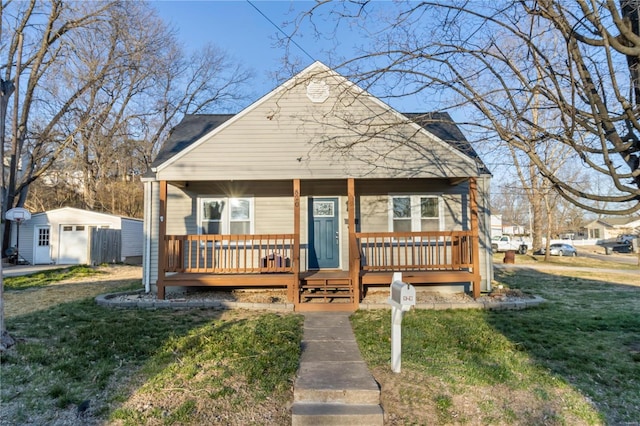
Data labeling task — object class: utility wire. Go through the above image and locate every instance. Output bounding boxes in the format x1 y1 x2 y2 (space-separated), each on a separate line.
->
246 0 315 62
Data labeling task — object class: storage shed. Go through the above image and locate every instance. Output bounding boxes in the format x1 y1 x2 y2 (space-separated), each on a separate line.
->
8 207 143 265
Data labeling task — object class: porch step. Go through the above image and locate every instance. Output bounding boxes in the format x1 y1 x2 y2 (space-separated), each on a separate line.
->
301 278 352 288
300 278 354 302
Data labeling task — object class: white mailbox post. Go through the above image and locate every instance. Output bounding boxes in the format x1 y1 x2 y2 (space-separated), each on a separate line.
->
388 272 416 373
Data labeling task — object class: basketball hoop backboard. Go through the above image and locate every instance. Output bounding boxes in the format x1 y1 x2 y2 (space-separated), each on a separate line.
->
5 207 31 222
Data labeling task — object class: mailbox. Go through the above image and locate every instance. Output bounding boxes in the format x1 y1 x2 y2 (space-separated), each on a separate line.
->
388 272 416 312
388 272 415 373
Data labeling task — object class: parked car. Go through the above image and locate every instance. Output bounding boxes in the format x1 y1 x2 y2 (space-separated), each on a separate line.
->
491 235 529 254
617 234 638 244
546 243 578 256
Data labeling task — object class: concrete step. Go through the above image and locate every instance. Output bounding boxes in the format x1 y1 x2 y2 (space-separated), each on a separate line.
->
291 402 383 426
294 361 380 404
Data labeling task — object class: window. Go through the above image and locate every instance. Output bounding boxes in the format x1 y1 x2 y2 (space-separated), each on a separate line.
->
390 195 442 232
38 228 50 247
230 198 251 234
199 197 254 234
392 197 412 232
420 197 440 232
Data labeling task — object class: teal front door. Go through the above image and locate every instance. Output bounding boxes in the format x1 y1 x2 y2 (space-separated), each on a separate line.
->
308 197 340 269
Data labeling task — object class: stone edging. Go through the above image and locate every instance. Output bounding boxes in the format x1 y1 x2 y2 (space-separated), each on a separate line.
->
95 290 295 312
96 291 545 312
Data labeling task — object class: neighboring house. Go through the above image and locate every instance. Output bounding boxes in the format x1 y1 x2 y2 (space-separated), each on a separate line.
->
583 216 640 241
490 215 503 238
8 207 143 265
502 222 527 236
142 61 493 312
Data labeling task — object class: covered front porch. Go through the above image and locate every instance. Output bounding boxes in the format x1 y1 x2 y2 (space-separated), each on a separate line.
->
156 178 482 312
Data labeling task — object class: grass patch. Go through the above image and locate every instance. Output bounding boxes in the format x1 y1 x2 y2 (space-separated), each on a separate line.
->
3 265 142 318
352 264 640 425
1 298 303 425
3 265 105 291
492 251 639 270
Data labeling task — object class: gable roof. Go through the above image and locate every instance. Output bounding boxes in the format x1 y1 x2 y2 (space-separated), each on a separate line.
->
585 216 640 228
151 61 489 179
404 112 490 175
152 114 234 168
154 112 488 174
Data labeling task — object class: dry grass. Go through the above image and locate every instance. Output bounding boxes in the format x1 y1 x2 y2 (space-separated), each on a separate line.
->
3 265 142 318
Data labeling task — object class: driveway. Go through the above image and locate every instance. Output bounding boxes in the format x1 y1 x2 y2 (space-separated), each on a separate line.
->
576 244 640 266
1 264 72 278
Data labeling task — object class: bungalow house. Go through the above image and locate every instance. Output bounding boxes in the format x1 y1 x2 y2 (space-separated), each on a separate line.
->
583 216 640 241
142 62 493 312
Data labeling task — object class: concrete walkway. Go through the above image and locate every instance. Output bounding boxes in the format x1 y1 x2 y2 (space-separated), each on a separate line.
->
1 264 71 277
291 313 383 425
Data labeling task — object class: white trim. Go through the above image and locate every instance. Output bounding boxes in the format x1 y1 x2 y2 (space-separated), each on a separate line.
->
143 181 152 292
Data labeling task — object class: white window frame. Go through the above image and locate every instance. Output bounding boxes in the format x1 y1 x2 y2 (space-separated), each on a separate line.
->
388 195 444 232
198 196 255 235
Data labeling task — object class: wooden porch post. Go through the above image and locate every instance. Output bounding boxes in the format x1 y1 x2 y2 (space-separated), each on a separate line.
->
292 179 301 304
347 178 360 306
157 180 168 299
469 177 481 299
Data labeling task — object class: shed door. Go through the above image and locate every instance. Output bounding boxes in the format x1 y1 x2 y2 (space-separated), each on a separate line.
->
33 225 52 264
58 225 88 264
308 198 340 269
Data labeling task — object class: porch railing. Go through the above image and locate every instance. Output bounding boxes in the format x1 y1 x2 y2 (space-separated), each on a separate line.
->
164 234 295 274
355 231 474 272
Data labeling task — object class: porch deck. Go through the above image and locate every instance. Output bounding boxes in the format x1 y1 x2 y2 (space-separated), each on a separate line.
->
157 230 481 310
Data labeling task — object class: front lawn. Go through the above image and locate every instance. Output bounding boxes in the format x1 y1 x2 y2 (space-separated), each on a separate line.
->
0 268 303 425
2 263 638 424
352 265 640 424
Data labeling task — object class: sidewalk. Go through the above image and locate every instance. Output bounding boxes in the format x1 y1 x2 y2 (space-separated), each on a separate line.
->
291 312 383 425
1 264 70 278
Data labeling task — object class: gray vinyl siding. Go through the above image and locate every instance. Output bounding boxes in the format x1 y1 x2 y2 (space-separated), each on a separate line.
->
166 185 195 235
358 195 389 233
158 179 486 277
11 220 35 265
121 218 144 260
255 197 294 234
156 68 478 182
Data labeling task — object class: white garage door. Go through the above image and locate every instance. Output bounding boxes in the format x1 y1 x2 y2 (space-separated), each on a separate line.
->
58 225 88 264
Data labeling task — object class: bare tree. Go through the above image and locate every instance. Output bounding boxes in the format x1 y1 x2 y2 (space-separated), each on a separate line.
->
0 1 253 348
1 1 253 235
287 1 640 217
1 0 119 251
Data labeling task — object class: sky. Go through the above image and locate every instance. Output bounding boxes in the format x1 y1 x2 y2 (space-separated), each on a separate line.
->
151 1 426 112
